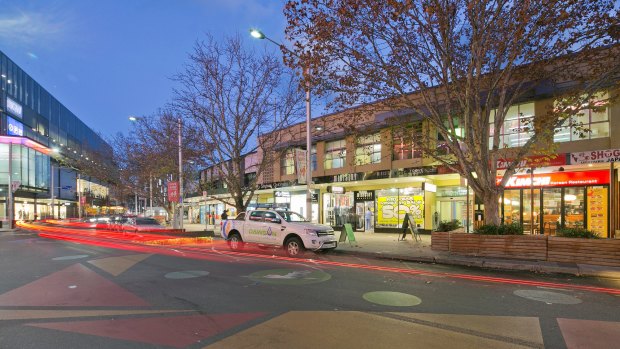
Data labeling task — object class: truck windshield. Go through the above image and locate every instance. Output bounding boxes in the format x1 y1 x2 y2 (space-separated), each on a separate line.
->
277 211 308 222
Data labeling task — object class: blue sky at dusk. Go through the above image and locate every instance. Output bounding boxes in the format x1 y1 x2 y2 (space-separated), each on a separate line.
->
0 0 290 138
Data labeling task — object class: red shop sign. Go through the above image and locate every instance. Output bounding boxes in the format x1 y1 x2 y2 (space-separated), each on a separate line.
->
496 154 567 170
498 170 610 188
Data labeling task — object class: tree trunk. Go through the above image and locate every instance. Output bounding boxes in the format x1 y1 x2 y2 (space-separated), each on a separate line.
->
481 191 502 226
234 196 246 215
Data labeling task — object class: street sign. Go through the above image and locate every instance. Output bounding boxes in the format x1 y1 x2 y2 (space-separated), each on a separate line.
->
11 180 20 193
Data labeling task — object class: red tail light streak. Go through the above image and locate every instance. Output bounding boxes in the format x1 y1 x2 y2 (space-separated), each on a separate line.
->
17 221 620 296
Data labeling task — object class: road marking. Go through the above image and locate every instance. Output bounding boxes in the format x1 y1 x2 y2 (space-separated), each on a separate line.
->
0 264 149 307
248 269 331 285
28 312 267 348
165 270 210 279
363 291 422 307
204 311 543 349
513 290 582 305
0 309 193 321
52 254 89 261
558 318 620 349
88 254 152 276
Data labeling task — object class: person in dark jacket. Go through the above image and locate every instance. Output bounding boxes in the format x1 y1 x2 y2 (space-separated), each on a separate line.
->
221 209 229 220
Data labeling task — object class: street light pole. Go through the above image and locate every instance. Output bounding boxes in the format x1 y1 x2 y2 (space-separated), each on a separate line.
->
178 117 184 231
304 67 312 222
251 29 313 222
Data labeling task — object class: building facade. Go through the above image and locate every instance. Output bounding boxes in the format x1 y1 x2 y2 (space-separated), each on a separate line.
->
0 50 113 224
195 83 620 237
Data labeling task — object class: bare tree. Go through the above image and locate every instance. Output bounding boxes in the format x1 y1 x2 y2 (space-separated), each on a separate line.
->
112 110 209 216
174 33 304 213
284 0 620 225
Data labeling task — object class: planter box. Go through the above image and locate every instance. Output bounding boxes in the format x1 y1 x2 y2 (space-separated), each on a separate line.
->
548 237 620 267
449 233 547 261
431 232 449 251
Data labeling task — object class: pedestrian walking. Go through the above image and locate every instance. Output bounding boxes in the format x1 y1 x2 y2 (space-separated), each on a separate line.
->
221 209 229 221
365 208 373 231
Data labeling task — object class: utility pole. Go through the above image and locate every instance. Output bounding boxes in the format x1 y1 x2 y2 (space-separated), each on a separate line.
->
77 173 82 220
7 143 13 229
178 117 184 231
50 162 55 219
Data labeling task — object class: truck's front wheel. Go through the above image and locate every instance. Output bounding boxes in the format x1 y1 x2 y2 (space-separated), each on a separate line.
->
284 237 305 257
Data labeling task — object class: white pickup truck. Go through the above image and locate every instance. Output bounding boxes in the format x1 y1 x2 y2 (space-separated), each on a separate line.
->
221 209 337 257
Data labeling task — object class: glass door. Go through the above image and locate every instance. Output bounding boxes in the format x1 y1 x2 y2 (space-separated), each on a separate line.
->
542 188 562 235
355 202 365 231
523 189 541 234
564 187 585 229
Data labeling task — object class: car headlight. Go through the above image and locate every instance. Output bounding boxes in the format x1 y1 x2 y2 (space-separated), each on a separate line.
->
304 229 319 236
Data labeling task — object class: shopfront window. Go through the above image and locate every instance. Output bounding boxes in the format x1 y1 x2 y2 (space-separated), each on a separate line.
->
392 124 423 160
325 140 346 170
523 189 541 234
323 192 353 227
554 93 609 142
489 103 535 148
280 149 295 176
564 187 585 229
375 188 424 229
0 143 49 189
311 145 317 171
542 188 562 234
355 133 381 165
503 189 521 225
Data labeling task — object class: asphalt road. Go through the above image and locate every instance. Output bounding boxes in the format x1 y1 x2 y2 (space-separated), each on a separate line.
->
1 228 619 349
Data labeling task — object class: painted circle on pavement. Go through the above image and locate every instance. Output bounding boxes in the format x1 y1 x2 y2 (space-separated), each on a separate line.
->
165 270 210 279
52 254 89 261
363 291 422 307
514 290 582 304
249 269 331 285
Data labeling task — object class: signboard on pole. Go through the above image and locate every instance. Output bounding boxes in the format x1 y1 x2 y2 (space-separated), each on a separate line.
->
168 181 180 203
80 196 86 205
11 180 20 193
295 149 307 184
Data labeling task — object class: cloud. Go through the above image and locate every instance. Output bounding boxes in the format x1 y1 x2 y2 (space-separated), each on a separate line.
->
0 10 67 46
203 0 278 17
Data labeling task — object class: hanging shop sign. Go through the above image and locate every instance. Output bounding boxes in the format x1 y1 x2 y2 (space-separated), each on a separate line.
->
7 116 23 136
392 166 438 178
354 190 375 202
167 181 180 203
569 149 620 164
257 180 296 190
496 154 567 169
498 170 610 189
422 182 437 192
295 149 307 184
6 97 22 119
313 170 391 184
327 186 345 194
274 191 291 198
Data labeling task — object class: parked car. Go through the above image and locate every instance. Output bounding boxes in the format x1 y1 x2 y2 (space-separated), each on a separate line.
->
122 217 170 233
222 209 337 257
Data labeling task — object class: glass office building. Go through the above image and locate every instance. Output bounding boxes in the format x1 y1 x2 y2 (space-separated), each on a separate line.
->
0 50 112 223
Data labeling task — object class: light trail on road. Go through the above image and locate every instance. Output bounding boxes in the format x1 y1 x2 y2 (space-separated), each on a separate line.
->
18 221 620 296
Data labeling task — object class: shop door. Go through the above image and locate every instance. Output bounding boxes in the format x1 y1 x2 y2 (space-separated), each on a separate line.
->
355 203 365 231
355 202 375 232
437 199 466 227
